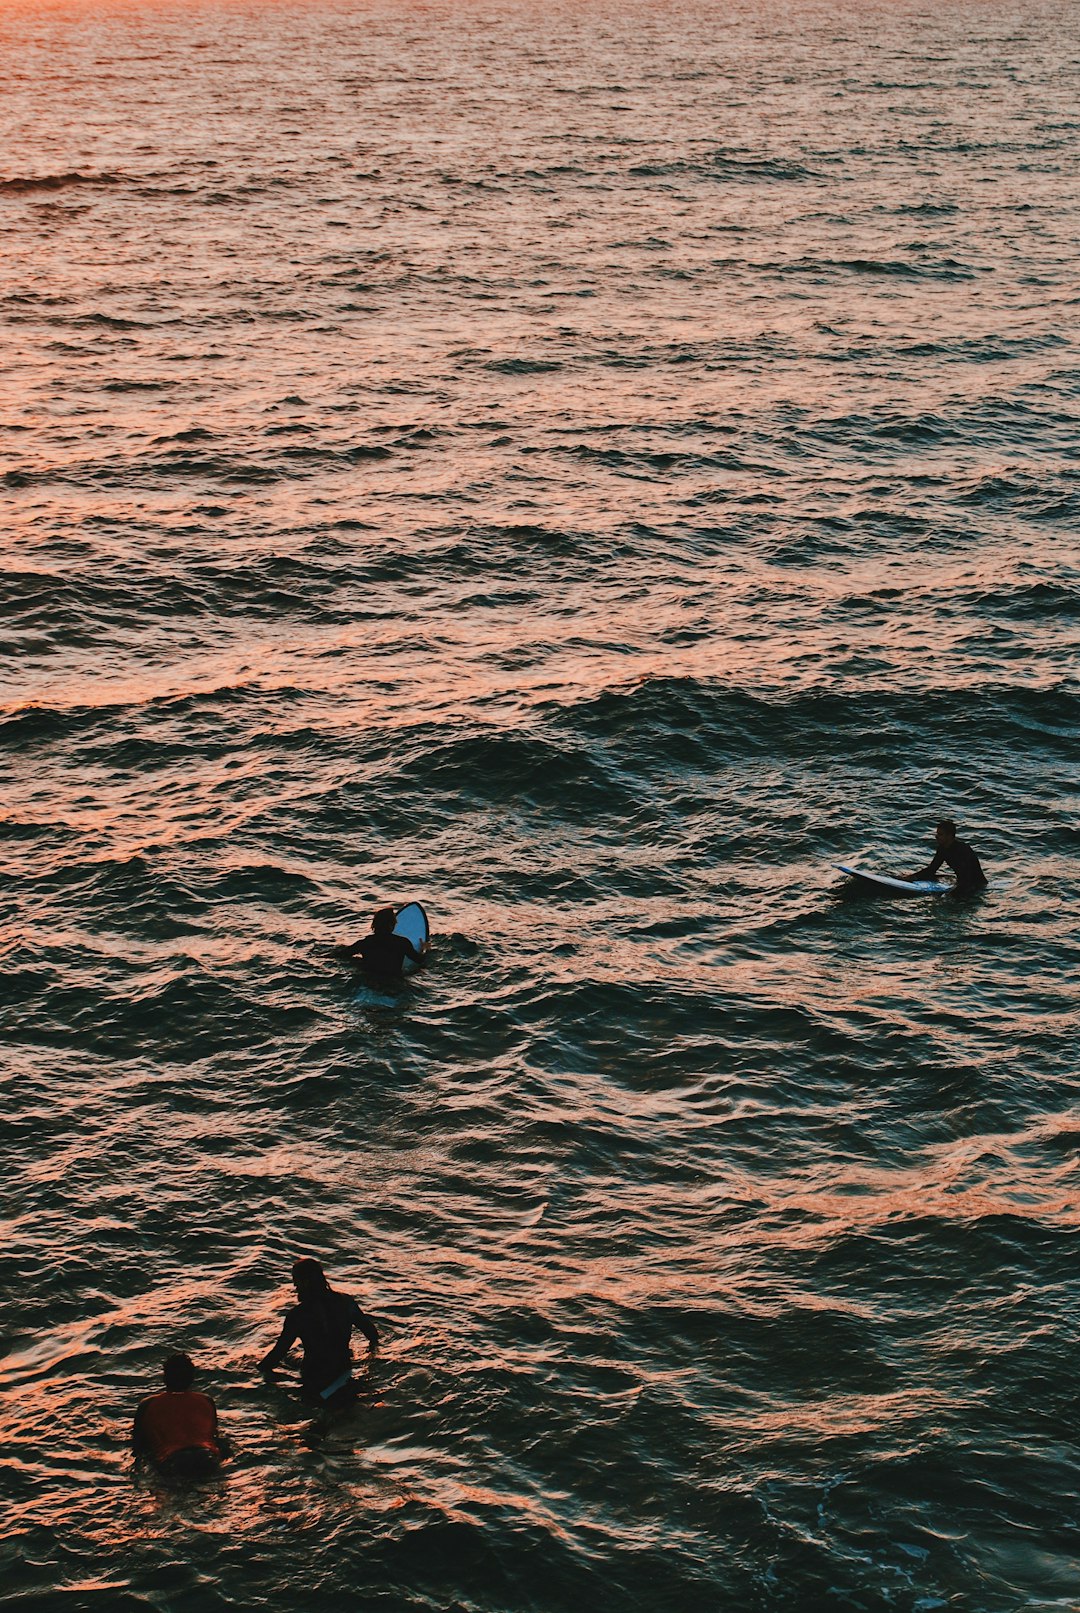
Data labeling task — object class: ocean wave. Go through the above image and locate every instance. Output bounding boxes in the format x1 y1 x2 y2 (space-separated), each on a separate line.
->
952 470 1080 520
559 441 752 473
887 199 961 216
803 399 1077 451
392 726 631 814
484 357 565 374
0 171 120 194
897 333 1069 362
630 152 819 183
3 438 408 491
547 676 1080 763
772 255 978 280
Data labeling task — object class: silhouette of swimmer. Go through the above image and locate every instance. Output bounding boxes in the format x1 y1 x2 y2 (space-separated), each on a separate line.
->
132 1353 227 1476
334 905 426 979
260 1258 380 1405
907 818 987 894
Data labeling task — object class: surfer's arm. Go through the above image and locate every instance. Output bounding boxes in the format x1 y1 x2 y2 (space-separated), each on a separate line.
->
351 1301 380 1349
403 938 424 965
333 938 365 961
131 1403 148 1455
907 850 945 882
260 1314 301 1373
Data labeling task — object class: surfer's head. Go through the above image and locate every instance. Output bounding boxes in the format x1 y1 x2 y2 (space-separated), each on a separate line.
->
372 906 396 935
935 819 957 848
163 1353 196 1391
291 1257 331 1302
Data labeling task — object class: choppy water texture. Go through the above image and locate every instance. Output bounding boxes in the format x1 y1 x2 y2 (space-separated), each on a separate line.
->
2 0 1079 1607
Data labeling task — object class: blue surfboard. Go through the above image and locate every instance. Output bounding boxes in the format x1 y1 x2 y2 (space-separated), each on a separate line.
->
394 901 430 973
836 864 951 894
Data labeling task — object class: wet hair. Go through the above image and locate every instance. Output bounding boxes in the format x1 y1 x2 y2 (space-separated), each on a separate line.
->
162 1353 196 1391
291 1257 331 1302
937 819 957 838
372 906 396 935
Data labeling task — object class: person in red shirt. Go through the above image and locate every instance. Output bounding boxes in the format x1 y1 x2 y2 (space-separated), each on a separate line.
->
132 1353 226 1477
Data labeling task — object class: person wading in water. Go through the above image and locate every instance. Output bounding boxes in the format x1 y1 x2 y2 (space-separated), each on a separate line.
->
259 1258 380 1407
333 905 426 979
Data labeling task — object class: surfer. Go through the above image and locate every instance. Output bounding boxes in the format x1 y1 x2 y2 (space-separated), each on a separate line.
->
132 1353 227 1477
334 905 426 979
908 819 987 894
259 1257 380 1406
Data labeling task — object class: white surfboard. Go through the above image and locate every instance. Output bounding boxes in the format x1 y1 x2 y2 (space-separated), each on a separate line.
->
836 864 951 894
394 901 430 973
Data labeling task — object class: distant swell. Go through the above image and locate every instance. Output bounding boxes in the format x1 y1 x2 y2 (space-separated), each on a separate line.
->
630 152 818 182
0 171 120 195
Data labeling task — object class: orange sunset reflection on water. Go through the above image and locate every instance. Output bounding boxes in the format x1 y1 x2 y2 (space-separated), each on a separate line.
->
3 0 1079 1607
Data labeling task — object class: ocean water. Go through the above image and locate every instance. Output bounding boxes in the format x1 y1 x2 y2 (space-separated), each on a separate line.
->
2 0 1079 1607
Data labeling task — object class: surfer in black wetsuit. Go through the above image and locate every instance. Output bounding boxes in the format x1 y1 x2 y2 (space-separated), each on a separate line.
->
334 905 425 979
908 819 987 894
259 1258 380 1406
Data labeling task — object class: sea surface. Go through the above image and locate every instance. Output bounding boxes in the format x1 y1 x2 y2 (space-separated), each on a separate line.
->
2 0 1078 1608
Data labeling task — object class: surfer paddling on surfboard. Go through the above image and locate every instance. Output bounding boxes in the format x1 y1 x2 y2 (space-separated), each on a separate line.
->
334 904 428 979
906 819 987 894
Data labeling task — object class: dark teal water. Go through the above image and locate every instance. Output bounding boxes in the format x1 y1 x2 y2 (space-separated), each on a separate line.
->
2 1 1079 1608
